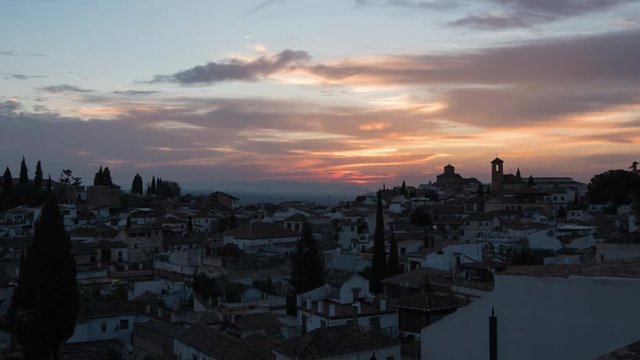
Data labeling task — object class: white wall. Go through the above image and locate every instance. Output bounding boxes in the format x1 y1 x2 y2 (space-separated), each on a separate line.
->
336 275 370 304
527 229 562 251
223 236 298 249
174 339 214 360
421 244 480 271
421 275 640 360
68 314 148 344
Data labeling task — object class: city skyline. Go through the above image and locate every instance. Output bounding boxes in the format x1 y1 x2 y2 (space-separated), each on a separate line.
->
2 0 640 191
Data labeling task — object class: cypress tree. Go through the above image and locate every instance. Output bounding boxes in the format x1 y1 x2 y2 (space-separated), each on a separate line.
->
387 233 401 277
131 174 143 195
34 161 43 187
19 156 28 185
370 190 387 294
516 167 522 179
2 167 12 195
9 198 80 359
150 176 156 194
137 174 143 194
46 175 52 192
401 180 407 197
290 223 325 293
93 166 103 186
102 167 113 188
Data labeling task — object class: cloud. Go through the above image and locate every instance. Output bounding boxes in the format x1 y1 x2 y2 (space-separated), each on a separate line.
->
3 73 46 80
0 50 46 57
0 99 22 114
307 29 640 86
354 0 459 10
112 90 160 95
40 84 94 93
450 0 634 29
152 49 311 85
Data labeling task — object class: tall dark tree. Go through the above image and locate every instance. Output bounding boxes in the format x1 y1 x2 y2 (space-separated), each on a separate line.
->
102 167 113 187
370 190 387 294
2 167 12 195
290 223 325 293
131 173 143 195
34 161 43 187
516 167 522 180
387 233 401 277
46 175 52 192
187 216 193 233
9 198 80 359
400 180 407 197
19 156 29 185
150 176 156 194
93 166 104 186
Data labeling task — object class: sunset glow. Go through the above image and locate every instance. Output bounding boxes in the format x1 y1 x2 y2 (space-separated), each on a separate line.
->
1 0 639 192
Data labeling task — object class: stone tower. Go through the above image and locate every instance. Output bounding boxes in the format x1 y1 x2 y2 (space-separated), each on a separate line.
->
491 157 504 192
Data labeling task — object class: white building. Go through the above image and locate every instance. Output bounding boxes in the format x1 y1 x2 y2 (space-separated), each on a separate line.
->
68 301 149 344
222 222 299 249
421 261 640 360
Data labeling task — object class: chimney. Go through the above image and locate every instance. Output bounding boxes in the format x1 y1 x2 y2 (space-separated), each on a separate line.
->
329 304 336 317
489 307 497 360
306 297 312 310
379 298 387 311
317 300 324 313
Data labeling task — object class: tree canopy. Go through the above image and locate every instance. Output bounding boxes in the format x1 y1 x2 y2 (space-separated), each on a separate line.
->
34 161 43 187
587 169 640 210
9 198 80 359
19 156 29 185
131 173 143 195
290 223 325 294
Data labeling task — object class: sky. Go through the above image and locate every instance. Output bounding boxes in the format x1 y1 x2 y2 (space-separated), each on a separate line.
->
1 0 640 194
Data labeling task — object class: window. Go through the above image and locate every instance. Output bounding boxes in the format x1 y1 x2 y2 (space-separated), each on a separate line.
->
100 322 107 332
119 319 129 330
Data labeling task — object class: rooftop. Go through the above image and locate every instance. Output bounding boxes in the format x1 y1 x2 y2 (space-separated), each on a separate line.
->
274 325 399 359
595 339 640 360
502 260 640 279
223 222 299 240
